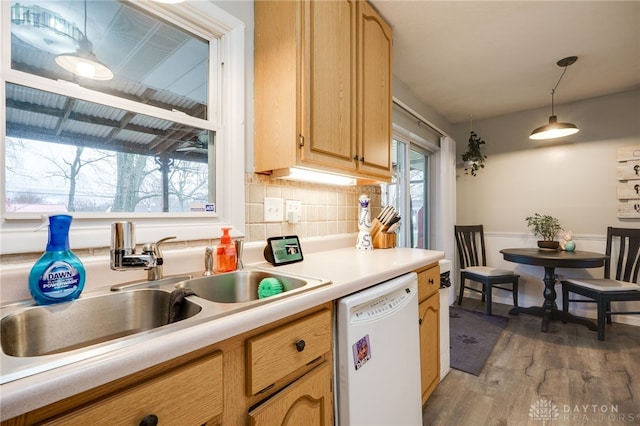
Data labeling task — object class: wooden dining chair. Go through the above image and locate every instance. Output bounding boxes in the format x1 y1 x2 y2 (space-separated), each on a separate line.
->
561 227 640 341
454 225 520 316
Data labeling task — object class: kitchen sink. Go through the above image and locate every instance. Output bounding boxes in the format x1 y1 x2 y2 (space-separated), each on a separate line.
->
177 270 309 303
0 268 330 384
1 288 201 358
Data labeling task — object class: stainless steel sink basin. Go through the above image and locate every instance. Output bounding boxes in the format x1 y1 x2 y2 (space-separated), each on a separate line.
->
0 268 329 384
177 270 308 303
1 289 201 358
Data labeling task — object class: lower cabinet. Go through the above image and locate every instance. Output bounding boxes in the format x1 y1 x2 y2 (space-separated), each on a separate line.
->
3 302 334 426
416 263 441 404
42 353 224 426
248 361 333 426
246 309 332 395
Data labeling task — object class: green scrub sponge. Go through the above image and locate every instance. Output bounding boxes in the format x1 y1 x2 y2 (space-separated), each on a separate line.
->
258 277 284 299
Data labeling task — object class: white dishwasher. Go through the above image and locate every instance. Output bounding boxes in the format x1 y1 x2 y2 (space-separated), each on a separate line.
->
335 272 422 426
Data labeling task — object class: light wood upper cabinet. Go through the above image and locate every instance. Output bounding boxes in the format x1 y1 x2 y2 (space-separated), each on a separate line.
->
254 0 392 183
357 0 393 177
301 0 357 171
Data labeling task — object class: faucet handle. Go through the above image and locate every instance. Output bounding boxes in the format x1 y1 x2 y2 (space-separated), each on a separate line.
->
156 236 177 247
143 236 177 257
143 236 176 281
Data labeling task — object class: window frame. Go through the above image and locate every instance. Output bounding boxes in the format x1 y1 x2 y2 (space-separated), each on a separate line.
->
389 107 440 250
0 0 246 254
389 135 433 249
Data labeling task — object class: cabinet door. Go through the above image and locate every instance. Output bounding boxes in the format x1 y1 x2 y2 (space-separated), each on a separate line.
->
300 0 357 171
254 0 299 172
419 293 440 404
357 0 393 178
248 361 333 426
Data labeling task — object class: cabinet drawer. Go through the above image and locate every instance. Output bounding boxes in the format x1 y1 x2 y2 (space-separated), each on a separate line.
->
417 264 440 301
44 352 223 426
247 308 332 395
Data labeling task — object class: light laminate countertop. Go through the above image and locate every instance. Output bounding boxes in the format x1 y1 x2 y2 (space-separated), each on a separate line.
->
0 246 444 420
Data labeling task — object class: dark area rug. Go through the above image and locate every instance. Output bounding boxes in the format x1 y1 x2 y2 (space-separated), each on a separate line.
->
449 306 508 376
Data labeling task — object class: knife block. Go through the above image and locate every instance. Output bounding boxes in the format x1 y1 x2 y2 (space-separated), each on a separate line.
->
369 218 397 248
373 230 396 249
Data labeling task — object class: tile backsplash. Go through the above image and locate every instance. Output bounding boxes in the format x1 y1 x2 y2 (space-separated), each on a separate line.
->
0 173 381 265
245 173 381 242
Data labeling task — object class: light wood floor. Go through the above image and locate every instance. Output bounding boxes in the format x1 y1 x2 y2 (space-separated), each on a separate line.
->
423 299 640 426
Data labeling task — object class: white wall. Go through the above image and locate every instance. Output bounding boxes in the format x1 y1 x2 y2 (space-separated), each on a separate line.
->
454 89 640 233
452 89 640 326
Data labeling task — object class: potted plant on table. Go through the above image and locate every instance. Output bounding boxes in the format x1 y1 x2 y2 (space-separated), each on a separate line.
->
526 213 563 249
461 131 487 176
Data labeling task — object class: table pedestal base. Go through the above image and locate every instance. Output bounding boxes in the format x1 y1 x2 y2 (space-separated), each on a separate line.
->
509 306 597 333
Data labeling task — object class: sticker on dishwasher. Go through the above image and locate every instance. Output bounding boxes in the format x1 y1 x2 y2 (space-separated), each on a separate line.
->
352 335 371 370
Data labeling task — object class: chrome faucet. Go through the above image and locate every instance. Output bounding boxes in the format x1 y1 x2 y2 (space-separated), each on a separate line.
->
110 221 176 280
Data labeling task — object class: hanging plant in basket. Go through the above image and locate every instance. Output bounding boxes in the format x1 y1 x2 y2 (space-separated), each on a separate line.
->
462 131 487 176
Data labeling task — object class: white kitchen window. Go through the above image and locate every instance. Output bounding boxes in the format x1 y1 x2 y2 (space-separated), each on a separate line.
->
0 1 245 254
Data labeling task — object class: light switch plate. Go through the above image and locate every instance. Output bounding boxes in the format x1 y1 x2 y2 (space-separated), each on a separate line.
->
264 197 283 222
285 199 302 223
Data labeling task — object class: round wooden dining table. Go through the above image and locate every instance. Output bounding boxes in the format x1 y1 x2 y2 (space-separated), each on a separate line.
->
500 248 609 333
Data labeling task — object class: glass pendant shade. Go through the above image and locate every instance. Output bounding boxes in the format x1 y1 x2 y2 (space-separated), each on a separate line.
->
55 38 113 81
529 115 579 140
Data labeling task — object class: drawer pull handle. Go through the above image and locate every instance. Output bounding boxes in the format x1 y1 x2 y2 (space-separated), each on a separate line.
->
139 414 158 426
295 339 306 352
428 278 435 285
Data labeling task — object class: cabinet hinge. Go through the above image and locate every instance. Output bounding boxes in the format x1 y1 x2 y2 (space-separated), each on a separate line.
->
298 134 304 148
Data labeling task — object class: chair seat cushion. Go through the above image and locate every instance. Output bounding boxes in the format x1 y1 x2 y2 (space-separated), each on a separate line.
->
565 278 639 292
463 266 514 277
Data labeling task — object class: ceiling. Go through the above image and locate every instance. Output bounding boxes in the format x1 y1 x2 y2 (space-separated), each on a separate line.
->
370 1 640 125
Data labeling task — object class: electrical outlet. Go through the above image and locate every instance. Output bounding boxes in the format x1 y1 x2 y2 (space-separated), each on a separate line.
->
284 200 302 223
264 197 283 222
286 199 302 223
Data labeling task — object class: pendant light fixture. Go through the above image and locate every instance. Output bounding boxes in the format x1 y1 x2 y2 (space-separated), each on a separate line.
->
529 56 579 140
55 0 113 81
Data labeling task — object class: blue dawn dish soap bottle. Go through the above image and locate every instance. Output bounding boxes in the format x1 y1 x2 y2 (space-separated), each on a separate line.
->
29 214 86 305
